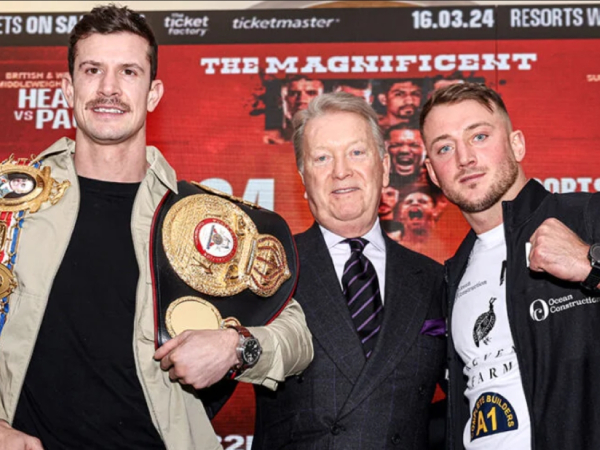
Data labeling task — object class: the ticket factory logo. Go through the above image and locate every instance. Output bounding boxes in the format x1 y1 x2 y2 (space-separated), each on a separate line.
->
530 295 600 321
470 392 518 441
164 13 209 36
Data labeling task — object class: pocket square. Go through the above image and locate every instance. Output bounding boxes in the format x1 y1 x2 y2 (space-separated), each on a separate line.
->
420 318 446 337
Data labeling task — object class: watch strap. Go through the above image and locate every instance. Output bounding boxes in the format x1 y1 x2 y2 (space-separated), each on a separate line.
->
582 265 600 291
582 243 600 291
227 324 252 339
225 324 256 378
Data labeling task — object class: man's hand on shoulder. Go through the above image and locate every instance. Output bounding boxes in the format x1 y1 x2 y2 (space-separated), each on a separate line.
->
0 420 43 450
153 329 239 389
528 218 590 282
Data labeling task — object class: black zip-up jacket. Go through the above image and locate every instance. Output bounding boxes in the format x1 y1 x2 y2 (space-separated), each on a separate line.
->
445 180 600 450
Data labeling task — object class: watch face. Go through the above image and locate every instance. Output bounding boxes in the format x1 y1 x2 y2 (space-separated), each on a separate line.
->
242 338 262 366
591 244 600 265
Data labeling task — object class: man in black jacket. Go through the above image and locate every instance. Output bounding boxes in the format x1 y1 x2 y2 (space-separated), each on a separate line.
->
420 82 600 450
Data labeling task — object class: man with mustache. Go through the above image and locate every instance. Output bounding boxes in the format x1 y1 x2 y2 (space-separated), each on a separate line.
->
421 82 600 449
253 92 445 449
0 5 312 450
377 79 423 131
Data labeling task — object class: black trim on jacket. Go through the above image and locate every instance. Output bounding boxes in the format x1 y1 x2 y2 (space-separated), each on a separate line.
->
445 180 600 450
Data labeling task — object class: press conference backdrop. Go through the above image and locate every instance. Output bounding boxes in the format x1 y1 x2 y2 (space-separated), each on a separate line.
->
1 3 600 448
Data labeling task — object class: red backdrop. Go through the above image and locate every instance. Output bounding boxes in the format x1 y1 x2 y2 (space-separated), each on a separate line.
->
1 4 600 448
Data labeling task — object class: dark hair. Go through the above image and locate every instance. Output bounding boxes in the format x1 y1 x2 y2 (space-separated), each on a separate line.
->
402 186 438 206
419 82 510 136
384 122 422 141
378 78 422 96
333 79 372 90
7 173 33 182
283 75 324 88
68 4 158 81
380 219 404 237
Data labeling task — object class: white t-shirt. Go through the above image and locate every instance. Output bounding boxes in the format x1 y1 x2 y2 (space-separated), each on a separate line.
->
452 224 531 449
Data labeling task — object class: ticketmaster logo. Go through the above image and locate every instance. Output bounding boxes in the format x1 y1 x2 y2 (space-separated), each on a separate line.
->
529 295 600 321
232 16 340 30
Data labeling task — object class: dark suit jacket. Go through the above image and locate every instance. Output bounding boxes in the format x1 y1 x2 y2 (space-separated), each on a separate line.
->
253 223 445 450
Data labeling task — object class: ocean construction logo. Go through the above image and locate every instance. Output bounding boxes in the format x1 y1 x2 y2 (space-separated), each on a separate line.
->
529 295 600 321
164 13 209 36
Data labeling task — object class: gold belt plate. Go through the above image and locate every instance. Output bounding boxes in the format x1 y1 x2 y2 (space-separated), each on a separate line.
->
162 194 291 298
165 296 240 337
0 156 69 213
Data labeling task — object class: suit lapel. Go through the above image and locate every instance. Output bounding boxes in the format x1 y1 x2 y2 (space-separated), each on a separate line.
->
297 224 365 383
339 234 434 416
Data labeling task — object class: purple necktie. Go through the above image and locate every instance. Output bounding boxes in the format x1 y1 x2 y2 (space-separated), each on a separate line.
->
342 238 384 358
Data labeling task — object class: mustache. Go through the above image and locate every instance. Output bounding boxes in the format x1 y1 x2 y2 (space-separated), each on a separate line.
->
86 98 131 112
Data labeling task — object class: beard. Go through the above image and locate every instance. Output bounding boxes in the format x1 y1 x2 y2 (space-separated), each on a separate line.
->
397 105 416 118
378 205 392 215
442 157 519 214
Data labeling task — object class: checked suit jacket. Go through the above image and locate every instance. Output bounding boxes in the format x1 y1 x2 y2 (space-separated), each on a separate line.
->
253 222 445 450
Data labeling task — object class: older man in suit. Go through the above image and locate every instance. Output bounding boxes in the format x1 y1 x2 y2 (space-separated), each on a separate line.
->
253 92 445 449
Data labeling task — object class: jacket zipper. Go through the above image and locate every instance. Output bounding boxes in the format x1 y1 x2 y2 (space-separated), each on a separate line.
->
502 201 536 450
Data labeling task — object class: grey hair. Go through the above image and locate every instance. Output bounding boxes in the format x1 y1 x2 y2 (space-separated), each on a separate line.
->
292 91 385 172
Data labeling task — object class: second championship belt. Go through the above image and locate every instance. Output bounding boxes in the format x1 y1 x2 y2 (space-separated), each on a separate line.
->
0 155 69 336
151 181 298 348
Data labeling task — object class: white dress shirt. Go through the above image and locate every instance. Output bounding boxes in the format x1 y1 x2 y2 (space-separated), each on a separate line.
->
319 220 387 304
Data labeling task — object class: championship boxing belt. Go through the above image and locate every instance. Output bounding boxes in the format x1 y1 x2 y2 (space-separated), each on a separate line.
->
151 181 298 349
0 154 70 336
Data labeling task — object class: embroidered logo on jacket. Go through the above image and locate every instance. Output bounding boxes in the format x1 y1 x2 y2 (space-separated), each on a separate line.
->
529 295 600 322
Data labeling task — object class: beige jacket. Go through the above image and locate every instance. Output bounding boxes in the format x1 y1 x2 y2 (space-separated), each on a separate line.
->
0 138 313 450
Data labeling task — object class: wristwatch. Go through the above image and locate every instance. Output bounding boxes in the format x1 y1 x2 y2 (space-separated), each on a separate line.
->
581 243 600 291
226 325 262 377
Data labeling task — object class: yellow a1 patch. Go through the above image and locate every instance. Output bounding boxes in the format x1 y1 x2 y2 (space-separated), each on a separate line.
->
470 392 519 441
